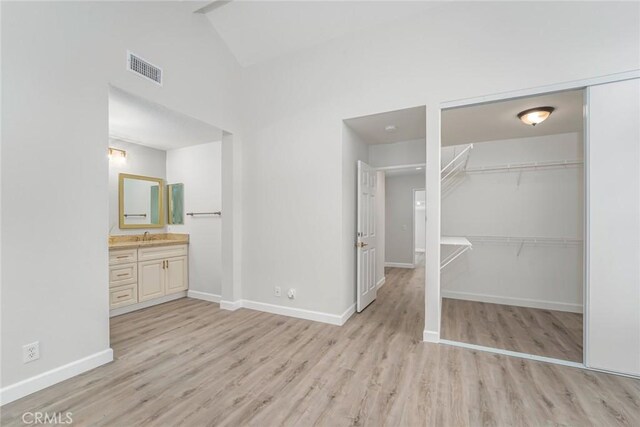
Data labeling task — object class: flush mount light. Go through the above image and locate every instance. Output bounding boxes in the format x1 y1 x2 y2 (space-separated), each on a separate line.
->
108 147 127 164
384 125 397 132
517 106 555 126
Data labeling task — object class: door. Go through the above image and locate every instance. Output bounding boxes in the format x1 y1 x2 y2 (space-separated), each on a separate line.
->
166 256 188 294
356 160 377 312
138 259 165 301
587 79 640 376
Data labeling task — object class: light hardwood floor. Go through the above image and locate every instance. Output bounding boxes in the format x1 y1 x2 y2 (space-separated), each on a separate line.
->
441 298 584 363
2 266 639 426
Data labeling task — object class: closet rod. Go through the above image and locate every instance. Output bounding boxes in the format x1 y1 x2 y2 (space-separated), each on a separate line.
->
465 159 583 173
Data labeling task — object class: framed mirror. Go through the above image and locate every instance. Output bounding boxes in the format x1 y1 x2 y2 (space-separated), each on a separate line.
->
118 173 164 229
167 183 184 225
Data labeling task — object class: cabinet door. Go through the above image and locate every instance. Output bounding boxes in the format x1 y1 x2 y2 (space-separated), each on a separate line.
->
138 259 166 302
166 256 188 294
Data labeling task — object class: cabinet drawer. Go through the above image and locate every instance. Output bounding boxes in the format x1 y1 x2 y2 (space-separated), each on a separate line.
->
138 244 188 262
110 284 137 309
109 249 137 265
109 263 137 288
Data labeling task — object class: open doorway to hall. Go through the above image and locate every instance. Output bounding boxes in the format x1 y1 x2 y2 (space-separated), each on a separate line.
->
343 106 426 315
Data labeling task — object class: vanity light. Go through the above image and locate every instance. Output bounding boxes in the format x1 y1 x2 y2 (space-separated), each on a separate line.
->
108 147 127 164
517 106 555 126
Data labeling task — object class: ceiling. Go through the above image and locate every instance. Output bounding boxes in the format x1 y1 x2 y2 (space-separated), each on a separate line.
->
442 89 584 146
203 1 440 66
108 86 223 151
345 106 426 145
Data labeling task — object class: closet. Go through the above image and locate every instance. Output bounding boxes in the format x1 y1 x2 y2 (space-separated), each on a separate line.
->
439 89 585 363
439 79 640 378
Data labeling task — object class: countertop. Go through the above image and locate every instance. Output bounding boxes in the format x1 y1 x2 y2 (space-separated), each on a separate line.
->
109 233 189 250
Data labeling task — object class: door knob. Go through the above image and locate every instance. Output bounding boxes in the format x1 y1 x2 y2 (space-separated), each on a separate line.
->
355 242 369 248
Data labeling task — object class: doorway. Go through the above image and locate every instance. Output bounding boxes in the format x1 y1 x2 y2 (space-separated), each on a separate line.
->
438 89 585 363
107 86 230 344
343 106 427 315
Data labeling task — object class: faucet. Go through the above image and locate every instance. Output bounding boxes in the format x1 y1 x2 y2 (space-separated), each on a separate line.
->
143 231 150 242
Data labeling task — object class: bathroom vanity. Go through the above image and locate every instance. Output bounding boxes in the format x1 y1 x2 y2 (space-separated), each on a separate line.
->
109 233 189 315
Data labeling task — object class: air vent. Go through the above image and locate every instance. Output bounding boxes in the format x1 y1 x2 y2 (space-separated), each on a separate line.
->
127 51 162 85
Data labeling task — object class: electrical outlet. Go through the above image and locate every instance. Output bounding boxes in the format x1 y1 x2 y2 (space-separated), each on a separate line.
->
274 286 281 297
23 342 40 363
287 288 296 299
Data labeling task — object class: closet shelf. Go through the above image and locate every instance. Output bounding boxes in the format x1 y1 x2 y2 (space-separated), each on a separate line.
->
467 235 582 257
440 236 472 270
464 159 583 173
466 235 582 244
441 144 473 191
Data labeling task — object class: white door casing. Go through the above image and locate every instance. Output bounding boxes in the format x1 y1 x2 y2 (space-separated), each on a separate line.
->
357 160 377 312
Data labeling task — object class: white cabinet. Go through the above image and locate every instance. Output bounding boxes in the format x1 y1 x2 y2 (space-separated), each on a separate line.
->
587 78 640 376
138 259 166 302
166 256 188 294
109 244 189 311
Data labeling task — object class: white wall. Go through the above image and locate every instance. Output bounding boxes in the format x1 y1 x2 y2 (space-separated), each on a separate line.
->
239 1 640 331
108 139 167 234
441 132 584 312
167 142 223 297
385 172 425 266
414 190 425 252
369 139 425 168
1 1 242 401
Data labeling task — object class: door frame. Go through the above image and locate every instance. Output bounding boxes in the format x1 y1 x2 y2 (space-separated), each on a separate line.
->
412 188 425 264
430 69 640 372
374 165 427 270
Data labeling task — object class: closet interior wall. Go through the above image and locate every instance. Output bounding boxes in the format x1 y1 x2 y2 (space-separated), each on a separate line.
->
441 131 584 313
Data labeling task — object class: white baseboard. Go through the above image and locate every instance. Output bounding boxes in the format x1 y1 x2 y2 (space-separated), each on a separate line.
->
0 348 113 406
385 262 414 269
220 298 356 326
340 303 356 325
442 290 583 313
110 292 187 317
376 277 386 289
423 330 440 343
220 299 242 311
241 300 354 326
187 290 221 303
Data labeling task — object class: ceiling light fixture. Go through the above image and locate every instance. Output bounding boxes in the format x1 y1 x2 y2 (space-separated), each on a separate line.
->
517 106 555 126
384 125 397 132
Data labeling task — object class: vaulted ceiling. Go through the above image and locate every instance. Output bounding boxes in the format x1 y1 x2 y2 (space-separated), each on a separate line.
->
201 1 442 66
